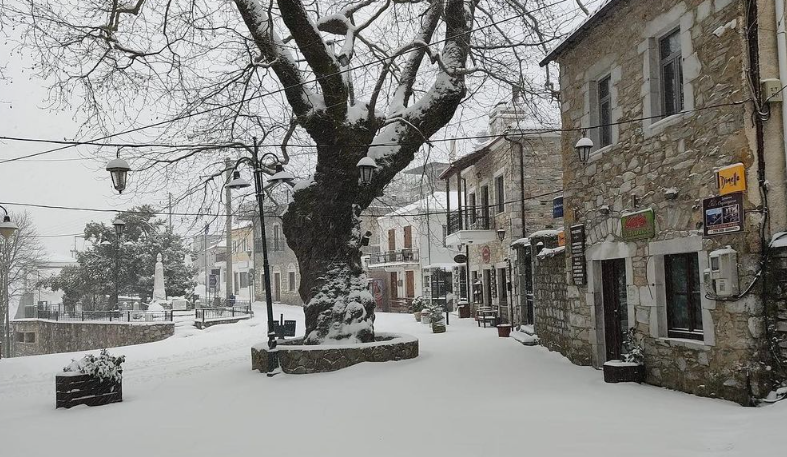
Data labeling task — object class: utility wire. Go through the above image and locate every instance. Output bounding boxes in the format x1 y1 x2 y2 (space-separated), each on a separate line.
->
0 1 567 164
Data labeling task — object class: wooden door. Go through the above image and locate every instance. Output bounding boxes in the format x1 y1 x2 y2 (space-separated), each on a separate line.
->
480 186 490 228
388 229 396 252
602 259 628 361
390 272 398 299
404 226 413 249
482 269 492 306
405 271 415 298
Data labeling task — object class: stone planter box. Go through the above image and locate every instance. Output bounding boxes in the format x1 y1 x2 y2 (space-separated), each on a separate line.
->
432 322 446 333
602 361 646 383
55 373 122 409
251 332 418 374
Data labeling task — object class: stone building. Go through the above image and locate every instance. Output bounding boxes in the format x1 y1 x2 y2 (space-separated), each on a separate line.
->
441 101 563 324
539 0 787 404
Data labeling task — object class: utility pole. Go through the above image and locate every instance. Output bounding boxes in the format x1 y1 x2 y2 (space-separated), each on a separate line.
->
168 193 173 233
204 223 209 306
225 157 233 305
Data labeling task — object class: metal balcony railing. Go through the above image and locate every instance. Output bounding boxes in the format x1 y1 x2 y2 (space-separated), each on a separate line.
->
367 249 419 265
446 208 493 234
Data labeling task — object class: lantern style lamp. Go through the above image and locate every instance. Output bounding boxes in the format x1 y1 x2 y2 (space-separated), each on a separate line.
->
113 218 126 238
106 151 131 194
497 229 506 242
357 156 377 185
227 171 251 190
574 135 593 164
0 206 18 239
268 164 295 185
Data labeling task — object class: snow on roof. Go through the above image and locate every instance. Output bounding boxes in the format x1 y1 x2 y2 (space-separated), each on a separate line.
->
529 229 561 238
540 0 621 66
511 237 530 247
537 245 566 259
381 192 458 218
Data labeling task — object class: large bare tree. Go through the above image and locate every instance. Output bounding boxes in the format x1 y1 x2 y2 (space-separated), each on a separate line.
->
3 0 561 343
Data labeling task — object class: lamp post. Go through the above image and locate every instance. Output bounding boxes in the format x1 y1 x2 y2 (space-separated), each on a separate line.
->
106 151 131 194
0 206 19 359
226 138 294 376
112 218 125 310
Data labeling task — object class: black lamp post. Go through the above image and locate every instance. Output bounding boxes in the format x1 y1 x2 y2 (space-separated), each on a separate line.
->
226 138 294 377
0 205 18 359
112 218 125 310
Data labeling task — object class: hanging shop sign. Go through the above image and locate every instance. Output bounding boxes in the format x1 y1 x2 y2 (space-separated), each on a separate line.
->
557 230 566 247
481 246 491 264
453 254 468 264
553 196 564 218
570 224 586 285
620 208 656 241
703 192 744 236
716 163 746 196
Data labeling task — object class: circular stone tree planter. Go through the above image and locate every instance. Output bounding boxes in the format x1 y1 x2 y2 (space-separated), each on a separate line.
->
251 332 419 374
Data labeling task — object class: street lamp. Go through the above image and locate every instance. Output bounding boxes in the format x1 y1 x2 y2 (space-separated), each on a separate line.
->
106 151 131 194
0 205 18 359
357 156 377 185
497 229 506 242
112 218 125 310
226 138 294 377
574 134 593 164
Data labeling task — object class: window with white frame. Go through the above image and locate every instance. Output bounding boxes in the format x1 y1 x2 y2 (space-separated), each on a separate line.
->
659 29 684 118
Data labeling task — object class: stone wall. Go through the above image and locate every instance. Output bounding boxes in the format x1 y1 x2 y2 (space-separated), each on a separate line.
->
532 233 593 365
251 333 418 374
194 315 251 329
554 0 769 404
11 320 174 357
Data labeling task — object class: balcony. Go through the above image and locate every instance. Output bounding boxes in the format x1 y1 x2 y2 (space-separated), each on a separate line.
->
445 208 497 246
367 249 419 266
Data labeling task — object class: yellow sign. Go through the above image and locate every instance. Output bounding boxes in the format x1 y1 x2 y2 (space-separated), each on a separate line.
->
716 163 746 195
557 231 566 247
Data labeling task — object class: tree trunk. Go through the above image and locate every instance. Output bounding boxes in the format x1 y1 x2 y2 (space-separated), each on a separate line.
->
282 128 378 345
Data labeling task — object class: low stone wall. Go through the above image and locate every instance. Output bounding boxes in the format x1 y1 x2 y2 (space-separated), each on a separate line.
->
11 320 174 357
194 315 251 329
251 332 418 374
532 234 593 366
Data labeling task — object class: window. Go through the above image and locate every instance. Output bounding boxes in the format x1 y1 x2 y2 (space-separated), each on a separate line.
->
495 176 505 213
25 332 36 343
288 271 296 292
468 193 477 224
665 253 702 339
660 29 684 118
15 332 24 343
597 75 612 147
273 225 281 251
234 272 240 292
458 266 467 300
240 272 248 289
404 226 412 250
388 229 396 252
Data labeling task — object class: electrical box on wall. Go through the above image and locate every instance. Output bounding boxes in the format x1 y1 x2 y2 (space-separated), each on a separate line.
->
761 78 783 102
707 246 739 297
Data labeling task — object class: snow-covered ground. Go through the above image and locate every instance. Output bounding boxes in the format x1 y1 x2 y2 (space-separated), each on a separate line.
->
0 303 783 456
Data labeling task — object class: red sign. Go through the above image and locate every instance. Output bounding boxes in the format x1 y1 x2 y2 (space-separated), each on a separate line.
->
481 246 491 264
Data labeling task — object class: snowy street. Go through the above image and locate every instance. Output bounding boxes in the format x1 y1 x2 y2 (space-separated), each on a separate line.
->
0 304 783 457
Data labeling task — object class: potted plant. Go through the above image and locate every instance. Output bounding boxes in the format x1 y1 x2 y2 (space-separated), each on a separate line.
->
603 328 646 383
411 296 425 322
496 323 512 337
56 349 125 408
426 301 446 333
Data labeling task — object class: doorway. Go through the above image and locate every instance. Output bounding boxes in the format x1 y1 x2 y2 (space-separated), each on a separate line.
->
601 258 628 361
482 269 492 306
405 270 415 298
519 249 534 325
273 272 281 302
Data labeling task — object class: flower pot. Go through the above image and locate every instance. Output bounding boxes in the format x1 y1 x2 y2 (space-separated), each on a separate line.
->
421 313 432 325
602 361 646 383
497 324 512 337
458 305 471 319
414 311 422 322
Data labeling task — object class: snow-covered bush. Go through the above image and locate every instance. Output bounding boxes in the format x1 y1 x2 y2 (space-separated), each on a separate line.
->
424 300 445 325
622 328 644 365
410 296 426 313
63 349 125 383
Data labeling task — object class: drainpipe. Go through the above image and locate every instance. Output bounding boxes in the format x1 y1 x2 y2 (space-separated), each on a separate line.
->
776 0 787 191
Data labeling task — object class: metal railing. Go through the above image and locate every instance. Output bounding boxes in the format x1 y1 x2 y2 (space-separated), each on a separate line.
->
367 249 419 265
195 306 253 323
34 310 173 322
446 208 493 234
